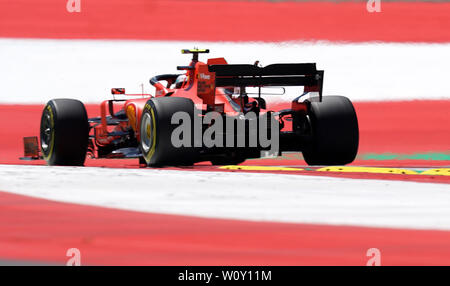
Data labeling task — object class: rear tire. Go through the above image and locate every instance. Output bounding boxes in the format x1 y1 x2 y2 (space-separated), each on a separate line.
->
302 96 359 165
40 99 89 166
139 97 197 167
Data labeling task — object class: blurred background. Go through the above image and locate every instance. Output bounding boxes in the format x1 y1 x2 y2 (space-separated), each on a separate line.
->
0 0 448 164
0 0 449 266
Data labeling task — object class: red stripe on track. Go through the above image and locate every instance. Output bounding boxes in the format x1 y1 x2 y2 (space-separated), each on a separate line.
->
1 191 450 265
212 168 450 184
355 101 450 154
0 101 449 183
0 1 449 42
268 100 450 154
2 100 449 161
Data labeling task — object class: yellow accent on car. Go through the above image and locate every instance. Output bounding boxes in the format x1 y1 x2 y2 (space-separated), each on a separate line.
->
316 166 418 175
181 49 209 54
421 168 450 176
126 105 137 131
219 165 304 171
146 124 151 138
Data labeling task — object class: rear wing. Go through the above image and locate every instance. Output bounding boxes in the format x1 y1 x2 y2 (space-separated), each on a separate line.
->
208 63 324 98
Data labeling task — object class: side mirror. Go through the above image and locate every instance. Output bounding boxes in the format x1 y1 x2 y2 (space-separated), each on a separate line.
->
111 88 125 95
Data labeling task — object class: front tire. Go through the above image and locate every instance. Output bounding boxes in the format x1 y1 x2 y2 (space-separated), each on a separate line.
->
40 99 89 166
139 97 197 167
302 96 359 165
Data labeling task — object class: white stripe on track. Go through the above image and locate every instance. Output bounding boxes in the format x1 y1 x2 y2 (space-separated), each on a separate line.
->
0 165 449 230
1 38 449 104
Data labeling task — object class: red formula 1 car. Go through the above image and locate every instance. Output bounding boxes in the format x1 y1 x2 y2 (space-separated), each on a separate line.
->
23 49 359 167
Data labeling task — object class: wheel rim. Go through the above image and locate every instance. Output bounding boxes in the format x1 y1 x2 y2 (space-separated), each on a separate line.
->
40 110 53 153
140 112 154 153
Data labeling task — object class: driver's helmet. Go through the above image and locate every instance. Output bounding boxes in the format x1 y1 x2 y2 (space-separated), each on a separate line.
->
174 75 187 89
